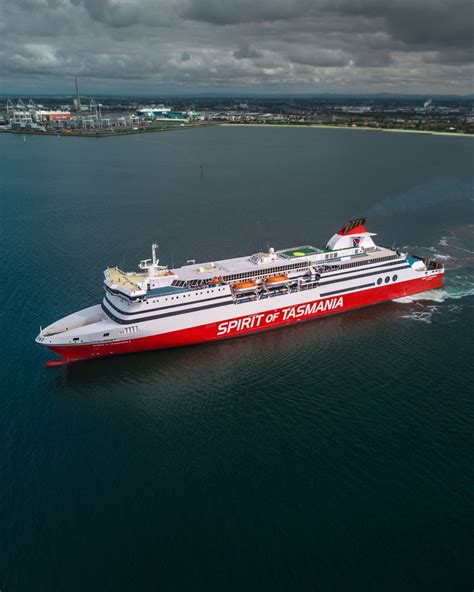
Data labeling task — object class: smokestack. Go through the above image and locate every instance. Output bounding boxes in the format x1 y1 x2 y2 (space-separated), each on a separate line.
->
75 75 81 112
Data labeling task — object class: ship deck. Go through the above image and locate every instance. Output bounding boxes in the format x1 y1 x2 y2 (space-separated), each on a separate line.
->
279 246 327 258
171 244 396 283
105 268 147 291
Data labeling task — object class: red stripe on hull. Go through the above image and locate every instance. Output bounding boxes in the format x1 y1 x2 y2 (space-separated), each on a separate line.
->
47 274 443 362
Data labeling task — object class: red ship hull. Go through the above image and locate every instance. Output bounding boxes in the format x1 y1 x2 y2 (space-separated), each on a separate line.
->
46 273 443 363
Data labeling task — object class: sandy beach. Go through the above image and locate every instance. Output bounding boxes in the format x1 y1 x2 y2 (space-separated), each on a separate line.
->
220 123 473 137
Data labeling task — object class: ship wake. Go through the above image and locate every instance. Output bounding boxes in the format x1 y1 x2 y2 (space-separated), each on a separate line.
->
395 226 474 321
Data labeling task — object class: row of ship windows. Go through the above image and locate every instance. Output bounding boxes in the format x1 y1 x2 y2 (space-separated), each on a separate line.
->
147 287 226 304
377 275 398 285
337 254 398 271
223 261 308 282
222 254 397 283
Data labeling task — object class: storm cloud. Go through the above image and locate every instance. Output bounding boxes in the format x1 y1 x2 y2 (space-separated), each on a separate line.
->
0 0 472 93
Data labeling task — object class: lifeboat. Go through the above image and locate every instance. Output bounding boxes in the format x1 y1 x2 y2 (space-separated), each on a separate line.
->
208 276 223 285
232 280 258 293
265 274 289 288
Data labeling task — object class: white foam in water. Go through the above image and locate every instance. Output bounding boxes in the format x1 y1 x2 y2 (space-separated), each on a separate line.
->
396 229 474 311
395 285 474 305
401 308 437 324
395 290 448 304
428 251 452 261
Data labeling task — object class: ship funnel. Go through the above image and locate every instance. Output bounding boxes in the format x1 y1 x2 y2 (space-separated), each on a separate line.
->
326 218 376 251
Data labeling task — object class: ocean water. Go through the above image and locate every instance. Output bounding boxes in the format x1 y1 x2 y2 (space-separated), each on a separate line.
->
0 127 473 592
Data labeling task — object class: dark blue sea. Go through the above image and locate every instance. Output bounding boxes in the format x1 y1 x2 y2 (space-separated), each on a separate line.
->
0 127 473 592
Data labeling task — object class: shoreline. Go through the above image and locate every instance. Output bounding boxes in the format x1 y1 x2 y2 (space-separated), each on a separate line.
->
1 121 471 138
0 122 216 138
219 123 473 137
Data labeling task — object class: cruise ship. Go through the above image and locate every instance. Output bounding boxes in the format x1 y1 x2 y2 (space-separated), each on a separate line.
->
36 219 444 366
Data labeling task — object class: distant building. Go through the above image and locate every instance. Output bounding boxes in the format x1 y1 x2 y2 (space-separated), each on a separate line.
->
37 110 71 122
341 106 372 114
136 104 171 118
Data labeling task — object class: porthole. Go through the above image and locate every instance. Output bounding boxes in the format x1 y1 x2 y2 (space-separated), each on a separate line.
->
392 274 398 281
385 276 390 283
377 278 382 285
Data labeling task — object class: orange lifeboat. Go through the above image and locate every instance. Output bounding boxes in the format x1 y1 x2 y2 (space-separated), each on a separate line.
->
208 276 223 285
232 280 258 293
265 274 289 288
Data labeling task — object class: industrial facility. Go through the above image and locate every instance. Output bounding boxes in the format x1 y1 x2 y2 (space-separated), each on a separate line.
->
2 97 205 135
1 76 205 136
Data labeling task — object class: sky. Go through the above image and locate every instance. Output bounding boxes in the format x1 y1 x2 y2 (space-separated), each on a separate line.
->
0 0 473 96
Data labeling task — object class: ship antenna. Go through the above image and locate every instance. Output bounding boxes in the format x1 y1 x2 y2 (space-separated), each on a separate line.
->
152 242 158 266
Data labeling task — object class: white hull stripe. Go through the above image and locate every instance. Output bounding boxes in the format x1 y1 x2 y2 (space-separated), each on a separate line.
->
319 264 410 286
321 282 375 297
277 259 406 283
321 258 406 278
102 298 234 324
105 293 232 316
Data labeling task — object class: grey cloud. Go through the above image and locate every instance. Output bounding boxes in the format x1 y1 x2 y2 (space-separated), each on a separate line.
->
184 0 473 53
1 0 473 94
328 0 473 48
71 0 140 27
233 42 262 59
288 48 350 67
182 0 312 25
423 47 474 66
353 49 393 68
